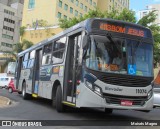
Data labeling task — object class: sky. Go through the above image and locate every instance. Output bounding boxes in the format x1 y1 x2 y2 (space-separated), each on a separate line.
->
130 0 160 20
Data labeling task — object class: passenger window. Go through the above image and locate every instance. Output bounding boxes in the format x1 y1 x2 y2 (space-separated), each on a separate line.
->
42 43 52 65
28 50 35 68
24 53 29 61
52 37 66 64
23 53 29 69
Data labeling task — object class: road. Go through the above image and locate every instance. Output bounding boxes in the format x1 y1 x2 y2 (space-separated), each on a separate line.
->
0 89 160 129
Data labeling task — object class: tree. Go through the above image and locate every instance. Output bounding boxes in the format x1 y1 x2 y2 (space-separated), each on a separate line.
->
32 19 54 37
137 10 160 66
59 8 106 29
116 8 136 23
20 26 26 41
2 40 33 69
59 8 137 29
14 40 33 53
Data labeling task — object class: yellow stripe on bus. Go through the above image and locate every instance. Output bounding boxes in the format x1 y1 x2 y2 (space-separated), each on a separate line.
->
32 94 38 98
62 101 76 107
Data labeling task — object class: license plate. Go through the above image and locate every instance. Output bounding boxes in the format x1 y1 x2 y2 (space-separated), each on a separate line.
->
121 100 133 106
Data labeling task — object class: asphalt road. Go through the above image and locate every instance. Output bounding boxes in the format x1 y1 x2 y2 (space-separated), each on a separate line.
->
0 88 160 129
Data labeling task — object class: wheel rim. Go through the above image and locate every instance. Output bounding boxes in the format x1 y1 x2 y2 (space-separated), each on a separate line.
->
22 86 25 96
9 88 12 93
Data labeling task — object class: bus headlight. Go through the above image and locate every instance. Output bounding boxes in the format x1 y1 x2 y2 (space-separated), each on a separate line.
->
85 79 102 96
147 90 153 99
94 86 102 96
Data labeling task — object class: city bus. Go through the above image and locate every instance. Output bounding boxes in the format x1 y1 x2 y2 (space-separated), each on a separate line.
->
15 18 154 113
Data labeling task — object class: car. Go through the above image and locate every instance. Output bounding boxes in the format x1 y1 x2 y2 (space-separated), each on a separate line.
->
0 76 14 89
7 78 17 93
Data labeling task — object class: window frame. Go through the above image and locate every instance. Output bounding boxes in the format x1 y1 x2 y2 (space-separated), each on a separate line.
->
28 0 35 9
42 43 52 66
52 36 67 65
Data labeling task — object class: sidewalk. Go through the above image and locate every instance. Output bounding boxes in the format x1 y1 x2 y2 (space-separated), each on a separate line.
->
0 96 11 107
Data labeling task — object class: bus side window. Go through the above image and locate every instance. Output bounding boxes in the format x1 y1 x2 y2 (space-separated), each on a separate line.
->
23 53 29 69
27 50 35 68
42 43 52 65
52 37 66 64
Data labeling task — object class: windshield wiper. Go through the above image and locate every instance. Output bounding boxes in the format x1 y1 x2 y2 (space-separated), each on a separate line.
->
133 38 144 55
106 33 121 53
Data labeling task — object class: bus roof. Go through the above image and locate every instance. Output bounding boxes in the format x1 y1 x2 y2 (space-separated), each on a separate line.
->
18 18 152 57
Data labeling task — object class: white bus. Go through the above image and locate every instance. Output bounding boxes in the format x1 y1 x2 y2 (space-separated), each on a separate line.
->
15 18 154 113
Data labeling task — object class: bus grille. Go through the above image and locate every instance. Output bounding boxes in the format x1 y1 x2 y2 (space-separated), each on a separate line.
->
99 75 151 87
86 69 153 87
103 93 147 106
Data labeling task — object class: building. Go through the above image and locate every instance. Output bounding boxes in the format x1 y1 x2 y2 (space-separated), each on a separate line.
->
97 0 129 12
139 4 160 26
0 0 24 72
22 0 130 44
0 1 24 52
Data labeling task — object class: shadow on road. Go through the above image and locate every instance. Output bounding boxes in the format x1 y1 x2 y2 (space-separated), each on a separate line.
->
27 97 145 121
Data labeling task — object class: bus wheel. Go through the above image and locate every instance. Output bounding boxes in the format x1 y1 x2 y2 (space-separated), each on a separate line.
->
56 86 65 112
22 82 31 100
105 108 113 114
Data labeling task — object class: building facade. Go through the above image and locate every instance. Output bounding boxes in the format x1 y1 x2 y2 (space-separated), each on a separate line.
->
0 1 23 52
97 0 129 12
0 0 23 72
139 4 160 26
22 0 130 44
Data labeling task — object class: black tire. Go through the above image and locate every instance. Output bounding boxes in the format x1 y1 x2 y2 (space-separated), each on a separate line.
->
52 93 56 108
8 87 13 93
22 82 31 100
55 86 65 112
18 91 22 94
105 108 113 114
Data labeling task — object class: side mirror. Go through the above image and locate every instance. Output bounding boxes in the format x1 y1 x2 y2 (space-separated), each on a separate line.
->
82 35 89 50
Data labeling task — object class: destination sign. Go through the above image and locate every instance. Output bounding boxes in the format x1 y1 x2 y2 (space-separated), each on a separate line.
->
99 23 145 37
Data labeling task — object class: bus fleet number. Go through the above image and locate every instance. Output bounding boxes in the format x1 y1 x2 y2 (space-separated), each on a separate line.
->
136 89 147 94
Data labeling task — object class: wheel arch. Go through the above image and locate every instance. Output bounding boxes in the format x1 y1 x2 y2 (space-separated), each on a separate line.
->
51 80 62 100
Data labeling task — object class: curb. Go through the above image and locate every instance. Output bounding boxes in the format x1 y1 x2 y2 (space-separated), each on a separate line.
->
0 96 11 107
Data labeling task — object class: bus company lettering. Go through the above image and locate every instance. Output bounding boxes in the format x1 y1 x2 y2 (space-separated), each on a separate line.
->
100 23 144 37
100 23 125 33
105 87 123 92
127 28 144 37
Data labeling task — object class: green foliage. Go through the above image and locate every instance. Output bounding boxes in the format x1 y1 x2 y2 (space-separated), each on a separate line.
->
117 8 136 23
137 10 160 65
14 40 33 53
59 9 106 29
153 41 160 65
20 26 26 37
138 10 158 27
2 40 33 68
59 8 137 29
20 26 26 41
33 19 49 27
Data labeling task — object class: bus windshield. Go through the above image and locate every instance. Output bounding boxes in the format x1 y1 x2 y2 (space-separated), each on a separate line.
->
85 35 153 77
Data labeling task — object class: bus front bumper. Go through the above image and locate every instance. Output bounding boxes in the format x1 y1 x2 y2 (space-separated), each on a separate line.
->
76 84 153 111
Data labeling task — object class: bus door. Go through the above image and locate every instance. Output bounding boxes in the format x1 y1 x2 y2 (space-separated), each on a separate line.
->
32 49 42 96
15 56 23 89
64 33 82 103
